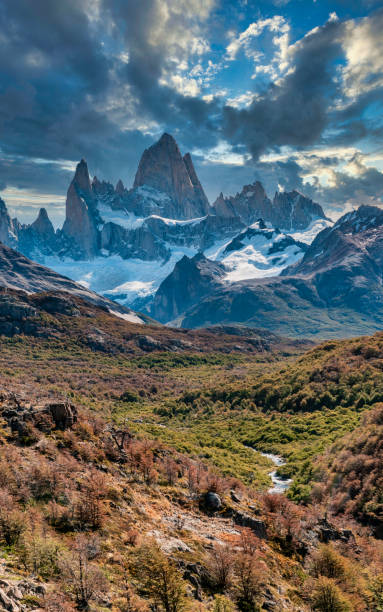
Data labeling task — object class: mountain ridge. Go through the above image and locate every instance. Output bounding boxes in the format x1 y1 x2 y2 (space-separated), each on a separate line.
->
170 204 383 338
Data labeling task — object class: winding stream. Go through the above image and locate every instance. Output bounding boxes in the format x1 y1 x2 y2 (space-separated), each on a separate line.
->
246 446 293 493
259 451 292 494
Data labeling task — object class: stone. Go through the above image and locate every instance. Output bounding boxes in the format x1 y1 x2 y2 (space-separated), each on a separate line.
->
0 588 20 612
136 335 163 352
230 489 242 503
45 402 78 430
230 509 267 539
6 586 23 600
204 491 222 511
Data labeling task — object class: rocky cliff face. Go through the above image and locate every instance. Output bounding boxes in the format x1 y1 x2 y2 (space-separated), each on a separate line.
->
62 159 99 258
272 190 326 230
212 183 326 230
133 133 210 219
151 253 227 323
0 198 17 248
177 205 383 338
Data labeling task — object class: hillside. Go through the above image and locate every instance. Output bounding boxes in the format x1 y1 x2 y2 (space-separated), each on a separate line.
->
0 303 382 610
177 205 383 339
0 242 144 319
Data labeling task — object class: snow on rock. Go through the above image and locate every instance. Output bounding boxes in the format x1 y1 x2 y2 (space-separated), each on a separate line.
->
108 310 144 324
43 216 328 308
289 218 333 244
215 222 307 282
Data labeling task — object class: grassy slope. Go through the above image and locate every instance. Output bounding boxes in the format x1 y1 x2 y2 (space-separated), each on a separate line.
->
1 297 383 609
3 297 383 501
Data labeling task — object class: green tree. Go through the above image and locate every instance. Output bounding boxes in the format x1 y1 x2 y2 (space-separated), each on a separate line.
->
212 594 237 611
311 577 351 612
367 574 383 611
134 544 187 612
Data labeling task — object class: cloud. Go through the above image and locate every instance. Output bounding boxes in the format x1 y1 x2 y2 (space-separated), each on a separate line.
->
1 0 383 222
226 16 290 80
223 18 344 159
0 0 219 201
341 9 383 99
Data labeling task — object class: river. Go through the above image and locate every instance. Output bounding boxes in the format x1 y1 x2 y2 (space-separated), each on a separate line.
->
246 446 292 494
259 451 292 494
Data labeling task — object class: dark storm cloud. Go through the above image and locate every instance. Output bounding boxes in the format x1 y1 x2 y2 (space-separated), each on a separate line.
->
104 0 221 151
0 158 72 193
1 0 383 214
0 0 118 183
0 0 219 194
317 162 383 207
222 19 344 158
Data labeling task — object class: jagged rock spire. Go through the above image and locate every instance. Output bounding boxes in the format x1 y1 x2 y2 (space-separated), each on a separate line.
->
133 133 210 218
73 159 91 193
62 160 98 258
115 179 125 195
31 208 55 236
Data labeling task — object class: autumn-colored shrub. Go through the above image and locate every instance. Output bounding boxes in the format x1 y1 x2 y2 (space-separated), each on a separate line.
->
310 577 352 611
132 543 188 612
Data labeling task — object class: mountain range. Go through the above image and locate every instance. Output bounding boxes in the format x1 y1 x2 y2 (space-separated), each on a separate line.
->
0 133 328 309
1 133 383 339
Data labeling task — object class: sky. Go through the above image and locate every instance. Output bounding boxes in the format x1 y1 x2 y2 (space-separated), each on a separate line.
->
1 0 383 226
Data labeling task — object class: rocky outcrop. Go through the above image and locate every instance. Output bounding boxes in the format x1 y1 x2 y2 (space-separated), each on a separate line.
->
0 291 39 337
0 390 78 438
178 205 383 339
212 183 326 230
0 199 17 248
62 159 99 258
133 133 210 219
0 241 135 315
46 401 78 430
151 253 227 323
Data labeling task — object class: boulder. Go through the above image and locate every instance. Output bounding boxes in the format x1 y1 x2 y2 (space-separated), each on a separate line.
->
0 588 20 612
45 402 78 430
136 335 163 351
204 492 222 511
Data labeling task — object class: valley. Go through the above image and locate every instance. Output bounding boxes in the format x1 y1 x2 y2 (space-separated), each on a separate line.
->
0 294 382 609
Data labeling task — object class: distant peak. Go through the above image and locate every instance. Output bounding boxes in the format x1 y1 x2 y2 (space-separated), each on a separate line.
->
37 207 49 219
73 158 91 193
159 132 176 143
116 179 125 194
31 207 54 234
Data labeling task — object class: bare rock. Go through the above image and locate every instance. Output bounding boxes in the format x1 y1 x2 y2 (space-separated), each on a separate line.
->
0 588 20 612
204 492 222 511
45 402 78 430
136 335 163 351
133 133 210 219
